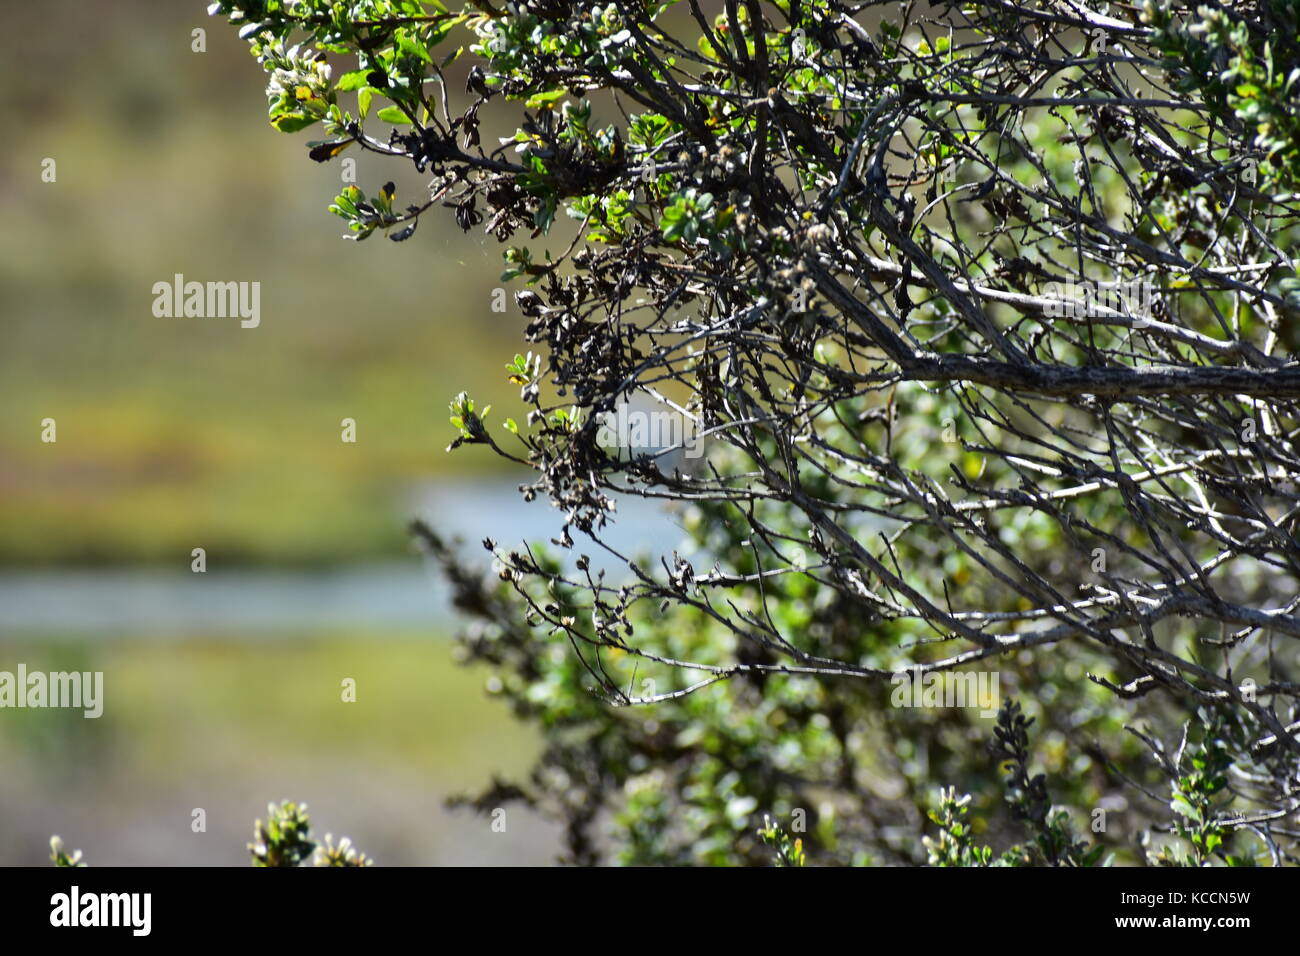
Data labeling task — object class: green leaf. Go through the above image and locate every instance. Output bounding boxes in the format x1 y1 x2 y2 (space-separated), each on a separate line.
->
336 69 371 92
271 113 320 133
396 29 433 63
526 89 568 109
377 106 412 125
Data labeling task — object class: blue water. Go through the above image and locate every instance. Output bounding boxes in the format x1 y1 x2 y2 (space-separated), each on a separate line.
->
0 480 692 637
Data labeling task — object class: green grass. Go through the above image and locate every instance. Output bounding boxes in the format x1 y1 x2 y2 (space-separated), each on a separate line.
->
1 633 536 779
0 1 529 567
0 633 551 865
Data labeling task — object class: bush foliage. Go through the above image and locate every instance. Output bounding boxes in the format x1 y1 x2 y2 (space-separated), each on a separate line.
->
182 0 1300 864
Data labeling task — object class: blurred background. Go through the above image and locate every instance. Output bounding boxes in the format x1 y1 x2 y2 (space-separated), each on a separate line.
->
0 0 681 865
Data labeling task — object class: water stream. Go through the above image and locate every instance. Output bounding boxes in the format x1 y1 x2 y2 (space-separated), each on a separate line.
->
0 480 691 636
